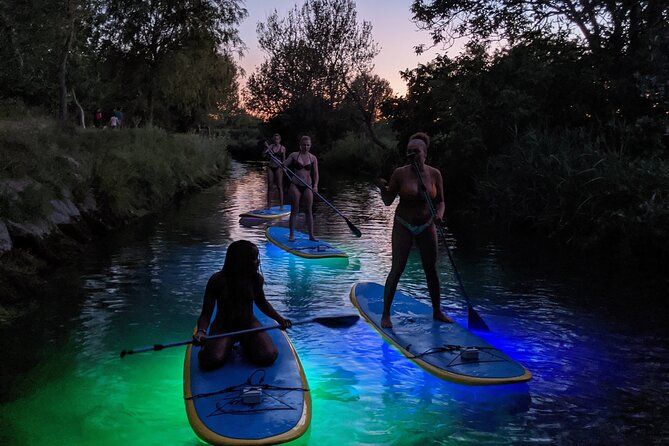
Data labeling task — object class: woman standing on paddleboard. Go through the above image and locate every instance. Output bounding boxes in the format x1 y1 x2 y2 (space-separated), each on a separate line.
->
193 240 292 370
286 135 319 242
264 133 286 207
377 132 453 328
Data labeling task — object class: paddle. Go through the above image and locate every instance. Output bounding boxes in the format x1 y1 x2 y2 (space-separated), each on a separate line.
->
265 151 362 238
119 314 360 358
409 156 491 332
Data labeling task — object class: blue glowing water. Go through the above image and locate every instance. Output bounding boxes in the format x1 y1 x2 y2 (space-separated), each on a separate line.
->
1 160 667 445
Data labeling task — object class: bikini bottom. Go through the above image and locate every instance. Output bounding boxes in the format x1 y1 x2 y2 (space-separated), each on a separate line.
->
394 215 433 236
293 183 310 194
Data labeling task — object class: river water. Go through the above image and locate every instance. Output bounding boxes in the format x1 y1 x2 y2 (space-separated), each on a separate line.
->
1 160 668 445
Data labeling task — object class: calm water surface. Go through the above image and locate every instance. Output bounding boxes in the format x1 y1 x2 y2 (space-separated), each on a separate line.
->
1 160 668 445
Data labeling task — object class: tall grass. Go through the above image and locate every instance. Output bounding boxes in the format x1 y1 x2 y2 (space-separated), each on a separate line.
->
473 128 669 262
0 119 229 224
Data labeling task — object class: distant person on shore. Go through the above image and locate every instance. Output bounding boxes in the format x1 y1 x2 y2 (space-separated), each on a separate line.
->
113 108 124 128
94 108 103 128
285 135 319 241
377 132 453 328
109 114 119 129
263 133 286 207
193 240 292 370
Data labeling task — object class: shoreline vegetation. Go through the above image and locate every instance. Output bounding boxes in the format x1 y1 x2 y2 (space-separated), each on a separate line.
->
1 0 667 324
0 115 230 323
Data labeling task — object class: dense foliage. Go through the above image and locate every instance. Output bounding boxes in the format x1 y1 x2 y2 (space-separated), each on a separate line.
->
0 0 247 130
380 1 669 263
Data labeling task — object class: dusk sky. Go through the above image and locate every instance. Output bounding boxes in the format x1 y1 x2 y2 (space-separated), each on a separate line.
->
236 0 452 96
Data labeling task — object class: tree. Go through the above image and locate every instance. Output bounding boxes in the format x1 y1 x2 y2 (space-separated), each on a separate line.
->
341 73 394 150
245 0 379 122
96 0 247 125
411 0 668 58
411 0 669 154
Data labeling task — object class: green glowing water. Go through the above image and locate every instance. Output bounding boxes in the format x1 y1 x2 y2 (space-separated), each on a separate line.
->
2 161 667 445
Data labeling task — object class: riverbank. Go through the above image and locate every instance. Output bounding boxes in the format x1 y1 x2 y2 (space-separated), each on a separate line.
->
0 118 230 323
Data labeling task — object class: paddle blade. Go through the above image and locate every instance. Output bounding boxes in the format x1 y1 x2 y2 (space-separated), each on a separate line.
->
468 306 491 332
313 314 360 328
346 219 362 238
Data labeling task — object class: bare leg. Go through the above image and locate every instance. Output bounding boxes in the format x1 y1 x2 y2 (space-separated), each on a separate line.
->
267 168 276 207
303 188 316 240
382 221 413 328
276 169 284 206
288 184 300 241
198 335 235 371
240 319 278 366
416 225 453 323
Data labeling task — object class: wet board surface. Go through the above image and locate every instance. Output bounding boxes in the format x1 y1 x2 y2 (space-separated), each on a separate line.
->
240 205 291 219
350 281 532 385
265 226 348 259
184 307 311 445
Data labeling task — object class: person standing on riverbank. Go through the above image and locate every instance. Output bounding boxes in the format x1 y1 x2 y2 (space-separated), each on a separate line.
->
264 133 286 207
286 135 319 241
193 240 292 370
377 132 453 328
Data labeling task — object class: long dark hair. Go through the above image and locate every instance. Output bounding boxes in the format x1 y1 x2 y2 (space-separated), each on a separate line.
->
222 240 262 308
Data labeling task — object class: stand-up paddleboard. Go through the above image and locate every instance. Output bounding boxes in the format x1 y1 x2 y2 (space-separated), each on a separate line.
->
184 308 311 445
265 227 348 259
350 282 532 385
240 205 291 219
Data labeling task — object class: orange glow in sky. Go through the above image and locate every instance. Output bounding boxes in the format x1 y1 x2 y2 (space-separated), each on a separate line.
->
236 0 454 97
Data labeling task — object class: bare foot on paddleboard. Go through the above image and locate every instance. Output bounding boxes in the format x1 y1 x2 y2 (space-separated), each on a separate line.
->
309 236 317 241
288 236 295 242
433 311 454 323
381 314 393 328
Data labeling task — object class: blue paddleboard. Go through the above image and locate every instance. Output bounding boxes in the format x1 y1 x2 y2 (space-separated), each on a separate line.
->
265 226 348 259
350 282 532 385
184 307 311 445
240 205 291 219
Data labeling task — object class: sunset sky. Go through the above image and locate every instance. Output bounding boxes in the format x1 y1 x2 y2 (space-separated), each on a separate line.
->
236 0 453 96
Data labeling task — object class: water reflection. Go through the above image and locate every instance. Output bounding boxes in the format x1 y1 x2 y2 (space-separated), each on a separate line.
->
2 160 668 445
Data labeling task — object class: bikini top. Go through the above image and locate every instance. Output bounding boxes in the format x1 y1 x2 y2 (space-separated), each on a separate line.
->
291 156 312 171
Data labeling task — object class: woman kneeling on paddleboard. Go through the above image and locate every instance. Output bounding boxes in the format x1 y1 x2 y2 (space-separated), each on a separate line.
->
193 240 292 371
377 132 453 329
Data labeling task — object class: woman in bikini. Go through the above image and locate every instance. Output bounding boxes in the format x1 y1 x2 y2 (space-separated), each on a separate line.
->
193 240 292 370
377 132 453 328
264 133 286 207
285 135 319 242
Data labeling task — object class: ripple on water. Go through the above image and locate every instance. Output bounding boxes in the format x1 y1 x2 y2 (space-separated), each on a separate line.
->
3 160 668 445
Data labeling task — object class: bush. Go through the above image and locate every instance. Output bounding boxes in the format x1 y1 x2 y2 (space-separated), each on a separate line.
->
321 128 399 176
473 128 669 263
0 119 230 223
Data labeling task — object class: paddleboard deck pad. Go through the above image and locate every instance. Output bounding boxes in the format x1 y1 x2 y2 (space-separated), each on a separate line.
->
184 308 311 445
240 205 291 219
265 226 348 259
350 282 532 385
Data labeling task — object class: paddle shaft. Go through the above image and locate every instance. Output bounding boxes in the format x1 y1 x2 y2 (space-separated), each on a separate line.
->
409 159 489 330
120 314 359 358
266 151 361 237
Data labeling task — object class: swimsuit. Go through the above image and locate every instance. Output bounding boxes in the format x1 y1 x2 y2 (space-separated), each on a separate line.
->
292 160 312 171
291 155 312 192
394 215 434 235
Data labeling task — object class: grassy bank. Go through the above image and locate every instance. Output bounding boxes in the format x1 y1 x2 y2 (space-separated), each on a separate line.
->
0 117 230 320
469 128 669 267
